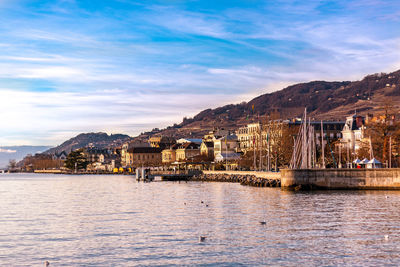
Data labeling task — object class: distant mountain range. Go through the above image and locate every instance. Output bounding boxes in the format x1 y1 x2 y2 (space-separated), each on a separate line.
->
0 146 52 168
45 69 400 154
45 132 131 155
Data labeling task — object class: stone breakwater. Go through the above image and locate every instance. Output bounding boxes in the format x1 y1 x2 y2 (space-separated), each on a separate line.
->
191 173 281 187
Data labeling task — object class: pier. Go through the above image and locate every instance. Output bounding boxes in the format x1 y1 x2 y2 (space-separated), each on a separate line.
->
145 169 202 181
281 168 400 189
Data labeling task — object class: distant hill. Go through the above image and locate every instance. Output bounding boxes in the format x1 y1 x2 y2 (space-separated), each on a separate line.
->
0 146 52 168
132 69 400 141
45 132 132 155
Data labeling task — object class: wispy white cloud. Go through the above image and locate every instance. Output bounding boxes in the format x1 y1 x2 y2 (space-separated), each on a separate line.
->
0 148 16 153
0 0 400 145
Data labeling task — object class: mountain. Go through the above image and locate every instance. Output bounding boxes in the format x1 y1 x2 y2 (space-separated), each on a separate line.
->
130 69 400 141
45 132 132 155
44 69 400 153
0 146 52 168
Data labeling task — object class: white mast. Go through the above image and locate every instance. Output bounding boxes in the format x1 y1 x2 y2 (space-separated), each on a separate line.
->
267 127 270 171
321 120 325 169
259 125 262 171
301 108 307 169
307 118 312 169
389 136 392 168
369 136 375 168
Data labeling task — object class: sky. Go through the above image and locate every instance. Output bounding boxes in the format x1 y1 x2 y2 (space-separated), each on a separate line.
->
0 0 400 146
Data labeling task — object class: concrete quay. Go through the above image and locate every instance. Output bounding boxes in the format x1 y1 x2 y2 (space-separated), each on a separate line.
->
281 168 400 190
192 171 281 187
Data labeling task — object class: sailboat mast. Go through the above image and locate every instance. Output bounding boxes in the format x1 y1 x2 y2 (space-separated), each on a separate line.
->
301 108 307 169
389 136 392 168
321 120 325 168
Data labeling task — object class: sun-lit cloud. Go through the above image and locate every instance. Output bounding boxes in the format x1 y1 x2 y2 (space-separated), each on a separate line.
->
0 148 17 153
0 0 400 146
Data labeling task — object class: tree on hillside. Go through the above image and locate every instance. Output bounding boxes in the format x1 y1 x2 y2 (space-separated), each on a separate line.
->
65 149 89 171
8 159 17 170
365 102 400 165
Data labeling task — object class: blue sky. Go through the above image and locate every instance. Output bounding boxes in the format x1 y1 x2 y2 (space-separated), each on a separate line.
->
0 0 400 146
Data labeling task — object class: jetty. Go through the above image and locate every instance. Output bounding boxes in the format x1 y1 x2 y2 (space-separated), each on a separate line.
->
139 169 202 181
281 168 400 189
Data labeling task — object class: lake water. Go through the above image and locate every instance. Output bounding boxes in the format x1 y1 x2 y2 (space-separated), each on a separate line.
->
1 173 400 266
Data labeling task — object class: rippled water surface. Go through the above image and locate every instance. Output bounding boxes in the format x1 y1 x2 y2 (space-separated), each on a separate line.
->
1 173 400 266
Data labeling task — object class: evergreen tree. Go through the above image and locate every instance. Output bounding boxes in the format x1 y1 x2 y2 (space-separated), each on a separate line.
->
64 149 88 171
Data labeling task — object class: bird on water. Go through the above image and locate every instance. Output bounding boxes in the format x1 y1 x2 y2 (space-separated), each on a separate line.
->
199 236 206 242
45 261 50 266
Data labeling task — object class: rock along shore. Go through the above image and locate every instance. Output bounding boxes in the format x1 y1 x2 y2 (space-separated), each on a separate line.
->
191 173 281 187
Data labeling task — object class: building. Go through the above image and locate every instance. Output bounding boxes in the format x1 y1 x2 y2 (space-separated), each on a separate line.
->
120 142 131 167
203 129 230 142
83 147 112 164
175 142 200 161
149 136 176 149
82 147 116 172
340 114 365 152
237 120 345 153
176 138 202 145
236 123 261 152
128 147 163 167
161 144 179 164
214 134 238 157
215 152 241 162
200 141 214 158
53 151 68 160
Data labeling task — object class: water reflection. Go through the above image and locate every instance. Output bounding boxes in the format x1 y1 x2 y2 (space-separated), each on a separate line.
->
0 174 400 266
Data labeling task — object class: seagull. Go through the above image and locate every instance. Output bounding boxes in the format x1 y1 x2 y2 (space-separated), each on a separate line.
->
384 235 389 240
199 236 206 242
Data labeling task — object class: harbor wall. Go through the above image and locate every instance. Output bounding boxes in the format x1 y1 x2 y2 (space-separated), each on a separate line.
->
281 168 400 189
193 171 281 187
203 171 281 180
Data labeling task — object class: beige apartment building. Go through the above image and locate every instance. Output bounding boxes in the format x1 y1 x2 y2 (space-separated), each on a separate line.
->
175 142 200 161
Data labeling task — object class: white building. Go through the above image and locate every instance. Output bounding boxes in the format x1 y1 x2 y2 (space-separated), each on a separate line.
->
341 114 365 152
214 134 238 157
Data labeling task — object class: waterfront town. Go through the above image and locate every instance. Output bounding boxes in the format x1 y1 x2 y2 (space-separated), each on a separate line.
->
11 111 400 174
